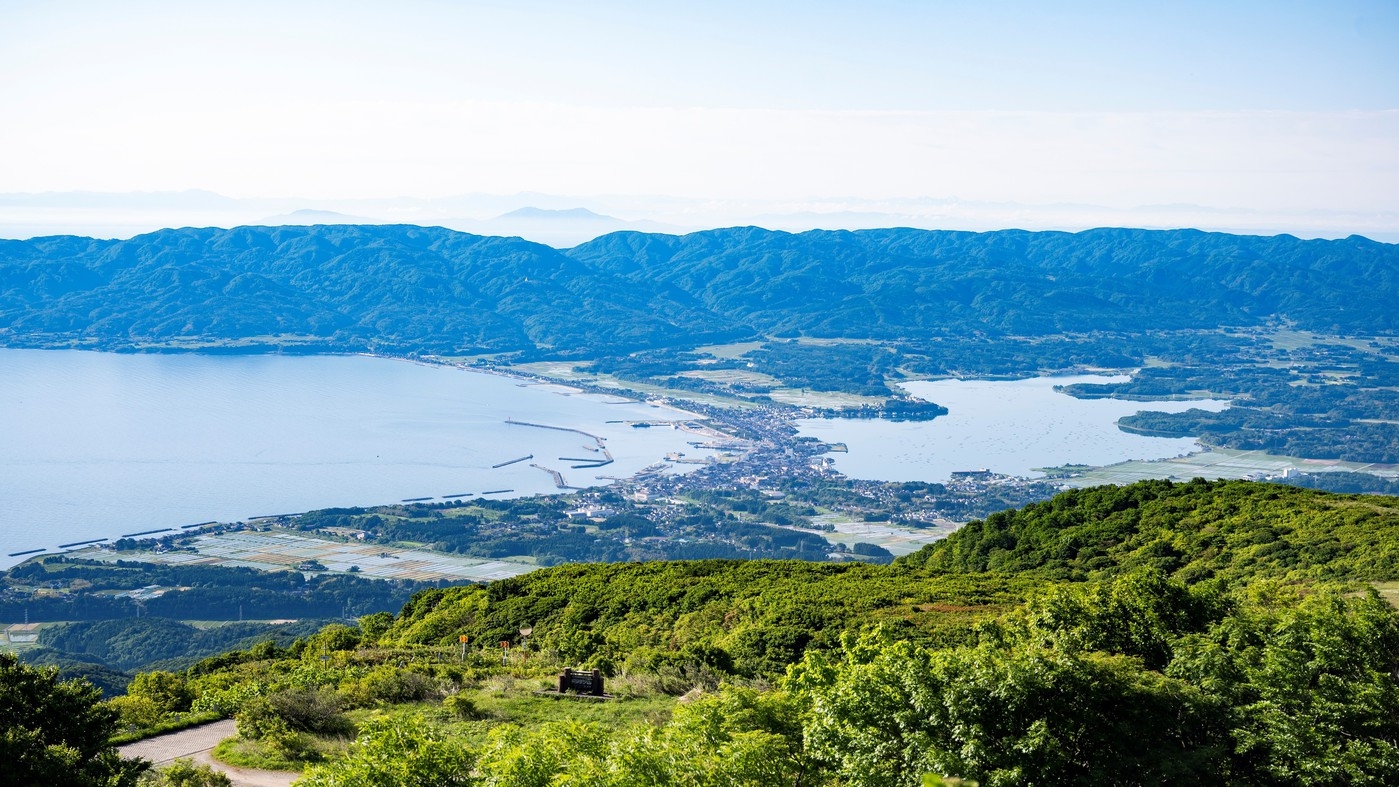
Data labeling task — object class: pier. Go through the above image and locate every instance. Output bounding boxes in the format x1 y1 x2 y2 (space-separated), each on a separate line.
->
492 453 533 468
531 463 580 490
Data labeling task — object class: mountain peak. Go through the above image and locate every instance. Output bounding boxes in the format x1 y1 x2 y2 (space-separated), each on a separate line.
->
497 207 614 221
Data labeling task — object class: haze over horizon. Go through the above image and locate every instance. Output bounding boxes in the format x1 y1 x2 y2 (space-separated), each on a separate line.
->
1 1 1396 243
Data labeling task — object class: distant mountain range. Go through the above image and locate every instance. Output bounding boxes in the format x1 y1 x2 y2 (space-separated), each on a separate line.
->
0 224 1394 357
6 190 1395 245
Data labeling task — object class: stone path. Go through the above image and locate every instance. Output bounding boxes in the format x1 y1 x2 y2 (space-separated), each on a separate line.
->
118 719 299 787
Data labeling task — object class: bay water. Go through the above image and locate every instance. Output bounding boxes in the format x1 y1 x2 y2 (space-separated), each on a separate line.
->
2 355 1231 569
0 350 699 567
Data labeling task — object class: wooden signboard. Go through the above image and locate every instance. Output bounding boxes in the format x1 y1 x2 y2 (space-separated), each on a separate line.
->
557 668 605 696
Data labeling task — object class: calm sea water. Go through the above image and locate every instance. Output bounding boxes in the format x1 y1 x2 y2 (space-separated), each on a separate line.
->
0 350 700 567
797 375 1228 482
2 356 1230 569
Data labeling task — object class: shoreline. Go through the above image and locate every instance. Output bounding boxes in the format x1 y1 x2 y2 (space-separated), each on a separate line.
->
0 350 711 570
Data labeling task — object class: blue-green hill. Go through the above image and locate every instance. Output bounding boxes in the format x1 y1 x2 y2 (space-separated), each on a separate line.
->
2 225 1395 355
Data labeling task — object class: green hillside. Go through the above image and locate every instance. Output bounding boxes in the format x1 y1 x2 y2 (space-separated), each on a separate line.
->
902 478 1399 582
18 480 1399 786
2 226 1395 356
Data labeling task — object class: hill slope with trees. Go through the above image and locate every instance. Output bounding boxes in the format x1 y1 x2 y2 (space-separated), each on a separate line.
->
17 480 1396 786
1 225 1395 356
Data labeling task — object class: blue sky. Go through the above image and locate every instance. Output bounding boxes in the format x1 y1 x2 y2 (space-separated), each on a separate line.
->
0 0 1395 235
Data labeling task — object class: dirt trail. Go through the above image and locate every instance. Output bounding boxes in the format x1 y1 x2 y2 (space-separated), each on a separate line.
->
118 719 299 787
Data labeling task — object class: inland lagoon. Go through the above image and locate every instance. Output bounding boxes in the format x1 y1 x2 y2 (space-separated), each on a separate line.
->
798 375 1229 482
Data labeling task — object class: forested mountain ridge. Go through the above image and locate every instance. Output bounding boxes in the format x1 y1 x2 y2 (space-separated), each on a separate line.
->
1 225 1394 356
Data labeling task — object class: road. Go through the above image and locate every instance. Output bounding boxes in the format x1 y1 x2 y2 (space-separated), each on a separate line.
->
118 719 299 787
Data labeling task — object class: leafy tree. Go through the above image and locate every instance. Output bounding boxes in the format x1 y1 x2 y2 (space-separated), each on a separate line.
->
790 633 1228 787
127 671 193 715
1005 568 1223 669
0 652 148 786
358 612 394 644
107 694 163 730
1168 586 1399 785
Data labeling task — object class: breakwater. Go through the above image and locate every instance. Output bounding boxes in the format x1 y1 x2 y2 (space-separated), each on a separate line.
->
531 463 580 490
506 418 616 469
119 528 174 538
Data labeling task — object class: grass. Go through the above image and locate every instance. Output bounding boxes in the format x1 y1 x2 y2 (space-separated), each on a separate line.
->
338 674 681 750
204 667 687 773
212 733 351 773
691 341 767 359
1371 581 1399 610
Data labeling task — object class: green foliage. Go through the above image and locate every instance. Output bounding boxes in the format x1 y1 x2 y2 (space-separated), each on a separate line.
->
1275 471 1399 496
297 713 474 787
2 556 430 626
742 341 898 395
791 634 1228 787
108 711 222 746
1168 587 1399 785
301 687 813 786
1121 409 1399 464
127 671 193 714
903 478 1399 583
0 652 148 786
358 612 394 644
235 689 353 752
108 694 164 730
1006 568 1223 670
83 482 1399 785
442 692 483 720
304 623 362 656
341 665 437 706
139 758 231 787
384 559 1017 679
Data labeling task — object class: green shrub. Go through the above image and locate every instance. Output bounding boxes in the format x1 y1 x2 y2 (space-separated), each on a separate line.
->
443 692 484 720
342 665 437 706
107 694 163 729
127 671 194 715
140 758 231 787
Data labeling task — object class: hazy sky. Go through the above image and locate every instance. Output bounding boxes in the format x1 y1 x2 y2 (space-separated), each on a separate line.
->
1 1 1396 227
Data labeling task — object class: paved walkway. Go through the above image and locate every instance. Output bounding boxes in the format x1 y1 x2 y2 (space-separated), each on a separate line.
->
119 719 299 787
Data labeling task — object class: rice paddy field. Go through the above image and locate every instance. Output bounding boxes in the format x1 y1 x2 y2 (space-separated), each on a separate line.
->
69 530 535 582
